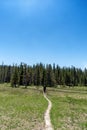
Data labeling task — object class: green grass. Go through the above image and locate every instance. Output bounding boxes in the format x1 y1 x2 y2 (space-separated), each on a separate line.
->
47 87 87 130
1 84 87 130
0 84 47 130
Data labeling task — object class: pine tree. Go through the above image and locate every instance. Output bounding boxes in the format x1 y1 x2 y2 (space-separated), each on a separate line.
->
46 64 56 87
19 63 24 85
11 65 19 87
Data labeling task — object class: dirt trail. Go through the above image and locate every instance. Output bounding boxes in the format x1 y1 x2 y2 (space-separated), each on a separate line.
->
44 93 53 130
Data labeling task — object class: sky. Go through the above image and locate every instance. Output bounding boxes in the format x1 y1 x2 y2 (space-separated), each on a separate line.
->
0 0 87 69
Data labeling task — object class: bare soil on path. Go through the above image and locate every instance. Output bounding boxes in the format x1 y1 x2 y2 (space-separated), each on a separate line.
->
44 93 54 130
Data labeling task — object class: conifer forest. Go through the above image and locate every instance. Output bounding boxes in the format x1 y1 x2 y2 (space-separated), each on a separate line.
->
0 63 87 87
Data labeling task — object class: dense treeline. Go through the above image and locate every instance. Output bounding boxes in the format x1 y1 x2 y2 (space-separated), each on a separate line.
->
0 63 87 87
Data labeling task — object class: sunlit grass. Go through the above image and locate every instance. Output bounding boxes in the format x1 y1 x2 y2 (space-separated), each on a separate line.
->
0 84 47 130
1 84 87 130
47 87 87 130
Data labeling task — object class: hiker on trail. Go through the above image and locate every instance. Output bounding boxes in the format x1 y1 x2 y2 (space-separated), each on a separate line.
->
43 86 46 93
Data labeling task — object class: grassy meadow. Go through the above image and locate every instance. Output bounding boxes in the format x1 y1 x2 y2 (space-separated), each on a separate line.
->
0 84 47 130
0 84 87 130
47 87 87 130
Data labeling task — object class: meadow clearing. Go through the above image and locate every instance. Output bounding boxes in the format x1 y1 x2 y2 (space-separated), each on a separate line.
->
0 84 87 130
0 84 47 130
47 87 87 130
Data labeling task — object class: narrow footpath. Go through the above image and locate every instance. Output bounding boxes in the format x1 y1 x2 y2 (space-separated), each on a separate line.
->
44 93 54 130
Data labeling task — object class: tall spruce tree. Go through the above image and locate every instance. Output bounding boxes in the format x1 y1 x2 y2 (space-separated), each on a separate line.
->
11 65 19 87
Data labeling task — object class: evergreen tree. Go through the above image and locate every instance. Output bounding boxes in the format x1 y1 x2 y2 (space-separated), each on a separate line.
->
19 63 24 85
11 65 19 87
0 62 87 88
46 64 56 87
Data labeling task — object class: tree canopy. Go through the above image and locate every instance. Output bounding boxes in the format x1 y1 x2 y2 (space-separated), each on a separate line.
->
0 63 87 87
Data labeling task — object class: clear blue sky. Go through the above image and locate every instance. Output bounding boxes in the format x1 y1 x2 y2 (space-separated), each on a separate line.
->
0 0 87 69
